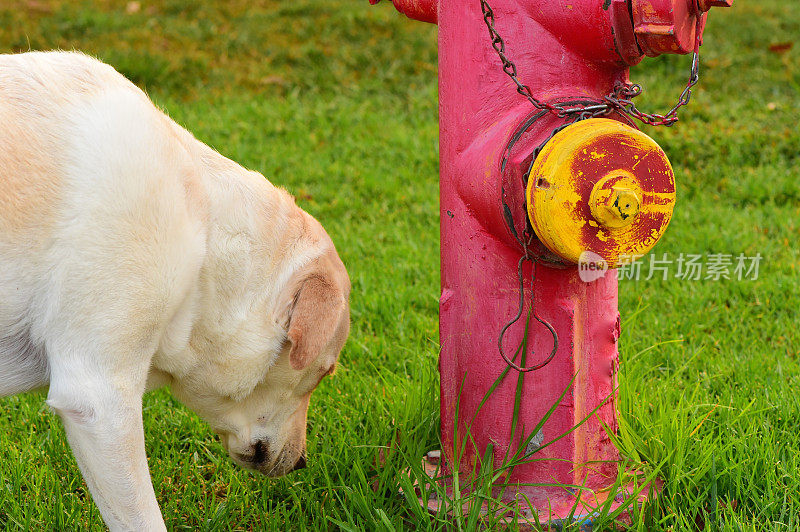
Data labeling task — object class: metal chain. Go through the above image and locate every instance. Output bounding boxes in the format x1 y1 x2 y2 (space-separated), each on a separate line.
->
497 233 559 373
479 0 703 127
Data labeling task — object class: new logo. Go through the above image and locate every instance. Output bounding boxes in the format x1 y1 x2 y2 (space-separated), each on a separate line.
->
578 251 609 283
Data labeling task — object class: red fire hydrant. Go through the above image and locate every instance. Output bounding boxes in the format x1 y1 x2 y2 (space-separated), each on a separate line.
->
371 0 731 523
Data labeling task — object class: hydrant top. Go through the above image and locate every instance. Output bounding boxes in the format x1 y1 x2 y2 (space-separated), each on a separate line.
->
372 0 732 67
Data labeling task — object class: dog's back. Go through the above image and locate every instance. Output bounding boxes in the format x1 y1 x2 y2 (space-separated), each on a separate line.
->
0 52 206 396
0 51 170 246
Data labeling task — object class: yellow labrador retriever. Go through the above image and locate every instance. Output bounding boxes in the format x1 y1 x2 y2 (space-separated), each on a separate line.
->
0 51 350 531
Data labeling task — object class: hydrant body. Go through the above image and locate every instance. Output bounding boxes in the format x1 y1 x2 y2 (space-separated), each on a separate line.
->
438 2 630 513
374 0 729 520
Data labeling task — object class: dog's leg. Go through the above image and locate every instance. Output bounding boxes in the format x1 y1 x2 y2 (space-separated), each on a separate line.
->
46 344 166 532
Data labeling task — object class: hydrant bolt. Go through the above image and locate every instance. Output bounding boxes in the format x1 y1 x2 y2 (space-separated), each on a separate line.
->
631 0 732 57
612 189 640 222
590 180 642 229
697 0 733 11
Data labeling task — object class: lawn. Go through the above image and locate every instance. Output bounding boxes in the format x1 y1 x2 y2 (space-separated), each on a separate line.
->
0 0 798 530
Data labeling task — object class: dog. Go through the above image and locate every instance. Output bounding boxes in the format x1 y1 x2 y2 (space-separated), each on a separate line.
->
0 51 350 531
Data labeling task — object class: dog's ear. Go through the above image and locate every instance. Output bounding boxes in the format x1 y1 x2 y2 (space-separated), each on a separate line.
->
286 254 349 370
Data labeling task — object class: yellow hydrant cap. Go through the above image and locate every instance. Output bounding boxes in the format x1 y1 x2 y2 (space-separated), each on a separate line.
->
526 118 676 268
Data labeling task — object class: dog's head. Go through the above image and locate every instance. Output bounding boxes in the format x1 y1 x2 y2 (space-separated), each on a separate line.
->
227 246 350 477
167 203 350 477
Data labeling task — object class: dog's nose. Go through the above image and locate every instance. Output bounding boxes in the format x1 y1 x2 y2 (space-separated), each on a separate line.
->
291 455 307 472
252 440 269 464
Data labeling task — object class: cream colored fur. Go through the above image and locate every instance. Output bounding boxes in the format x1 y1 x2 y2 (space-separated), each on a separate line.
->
0 51 350 531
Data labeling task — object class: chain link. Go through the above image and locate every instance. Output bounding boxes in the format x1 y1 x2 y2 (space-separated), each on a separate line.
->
479 0 703 127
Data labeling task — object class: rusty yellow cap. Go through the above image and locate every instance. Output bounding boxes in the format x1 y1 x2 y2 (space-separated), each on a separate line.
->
526 118 676 267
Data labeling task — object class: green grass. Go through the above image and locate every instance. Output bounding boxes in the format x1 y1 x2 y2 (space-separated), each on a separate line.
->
0 0 798 530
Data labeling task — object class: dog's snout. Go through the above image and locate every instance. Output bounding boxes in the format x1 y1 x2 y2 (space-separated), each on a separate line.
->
235 439 271 466
292 455 307 472
230 438 307 477
252 440 269 464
